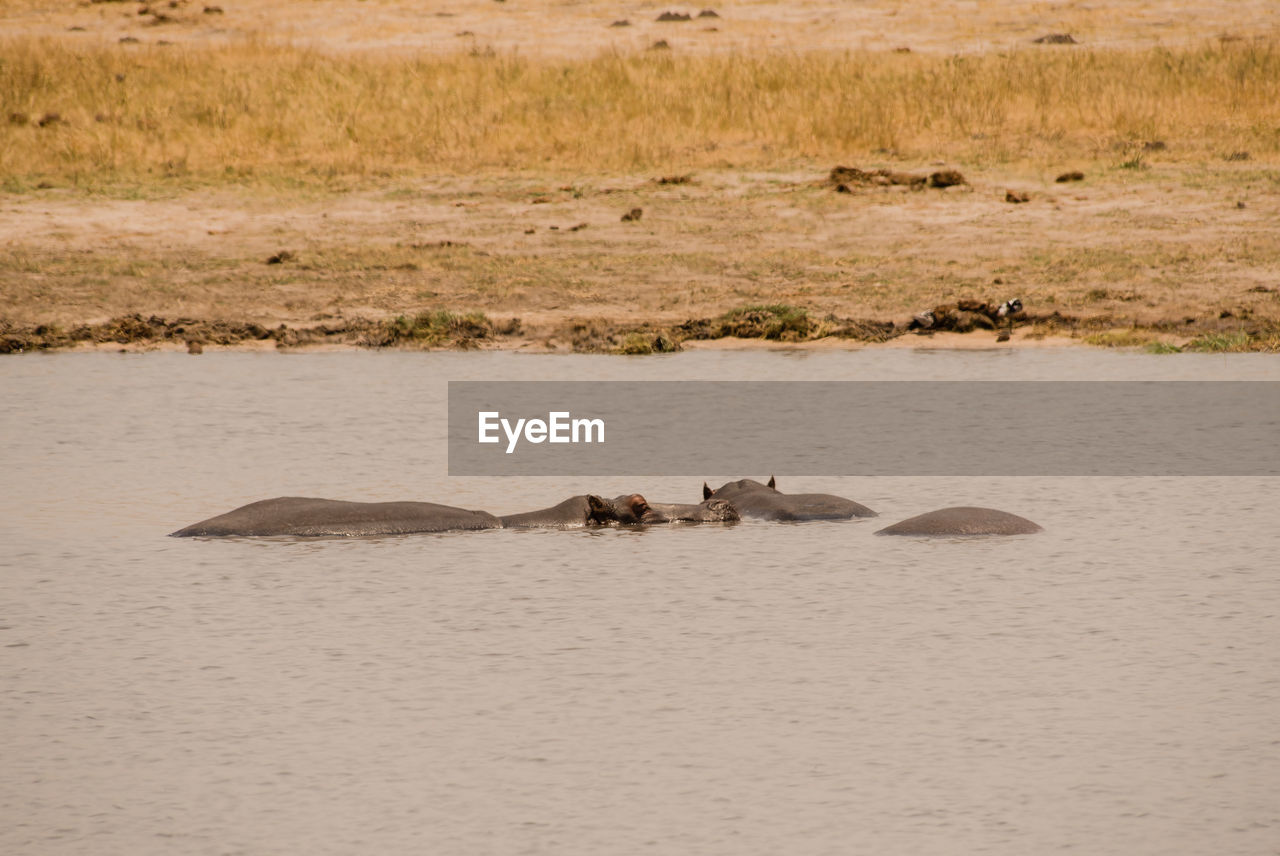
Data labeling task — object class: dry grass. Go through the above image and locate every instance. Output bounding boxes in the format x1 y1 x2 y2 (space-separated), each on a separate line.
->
2 37 1278 188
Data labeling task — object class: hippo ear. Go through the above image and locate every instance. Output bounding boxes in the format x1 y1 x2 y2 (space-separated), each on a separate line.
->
767 475 776 489
703 482 713 500
587 495 608 513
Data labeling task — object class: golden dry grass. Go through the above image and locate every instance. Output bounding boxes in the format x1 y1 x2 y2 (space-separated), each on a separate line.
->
2 37 1278 188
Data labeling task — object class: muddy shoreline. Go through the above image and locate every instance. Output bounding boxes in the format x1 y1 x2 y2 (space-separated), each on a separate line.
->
4 306 1276 354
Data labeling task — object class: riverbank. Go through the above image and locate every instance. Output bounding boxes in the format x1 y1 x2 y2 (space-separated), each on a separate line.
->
3 162 1278 353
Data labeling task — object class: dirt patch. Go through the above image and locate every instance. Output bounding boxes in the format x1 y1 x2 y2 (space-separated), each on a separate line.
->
829 166 967 190
3 163 1279 353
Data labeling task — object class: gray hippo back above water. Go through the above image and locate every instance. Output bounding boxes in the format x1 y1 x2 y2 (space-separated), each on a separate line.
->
172 491 736 537
170 496 502 537
875 506 1042 536
702 477 876 521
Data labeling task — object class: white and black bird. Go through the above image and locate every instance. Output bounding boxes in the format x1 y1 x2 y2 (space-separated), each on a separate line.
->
996 298 1023 318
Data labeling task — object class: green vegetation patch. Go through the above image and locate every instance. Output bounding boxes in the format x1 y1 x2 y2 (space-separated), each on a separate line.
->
379 311 492 347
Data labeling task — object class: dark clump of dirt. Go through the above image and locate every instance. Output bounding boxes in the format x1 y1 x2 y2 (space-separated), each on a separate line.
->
0 312 521 353
908 298 1026 333
704 305 817 340
650 39 671 50
265 250 295 264
609 19 630 27
550 320 680 355
928 170 966 188
4 309 1277 353
0 314 281 353
676 305 896 344
539 306 899 352
364 311 494 348
656 174 693 185
697 9 719 17
1033 33 1078 44
1005 189 1030 203
821 317 899 343
1055 171 1085 183
621 208 643 222
656 12 692 22
828 165 965 190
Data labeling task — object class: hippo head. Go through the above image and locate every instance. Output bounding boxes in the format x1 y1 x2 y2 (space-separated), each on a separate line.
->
586 494 620 525
609 493 660 525
639 497 741 524
703 475 776 500
676 498 740 523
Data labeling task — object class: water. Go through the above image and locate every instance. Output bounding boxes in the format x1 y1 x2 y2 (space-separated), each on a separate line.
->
2 349 1278 856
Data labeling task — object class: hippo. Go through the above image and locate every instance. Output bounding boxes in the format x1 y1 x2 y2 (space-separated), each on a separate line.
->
701 477 876 521
169 496 501 537
611 495 740 524
875 506 1042 536
499 494 633 528
502 494 738 527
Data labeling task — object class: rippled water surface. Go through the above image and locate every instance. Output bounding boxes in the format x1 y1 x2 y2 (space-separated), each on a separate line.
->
2 349 1278 856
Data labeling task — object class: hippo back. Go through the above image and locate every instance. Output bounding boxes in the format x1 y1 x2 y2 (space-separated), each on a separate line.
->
498 495 615 528
171 496 501 537
875 506 1042 536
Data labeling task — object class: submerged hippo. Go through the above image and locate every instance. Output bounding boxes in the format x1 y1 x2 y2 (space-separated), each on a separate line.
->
502 494 738 528
499 494 632 528
611 495 740 525
875 506 1042 536
701 477 876 521
170 496 501 537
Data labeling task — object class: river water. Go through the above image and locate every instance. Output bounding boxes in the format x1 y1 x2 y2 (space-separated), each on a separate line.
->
2 348 1278 856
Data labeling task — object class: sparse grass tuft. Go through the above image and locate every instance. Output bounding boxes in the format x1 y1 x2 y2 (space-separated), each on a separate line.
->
1145 341 1183 354
1083 329 1157 348
616 332 656 355
383 310 491 346
716 304 815 340
1183 331 1254 352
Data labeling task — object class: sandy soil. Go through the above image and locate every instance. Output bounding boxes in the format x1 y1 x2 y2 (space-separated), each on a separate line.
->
7 0 1279 57
3 164 1277 344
